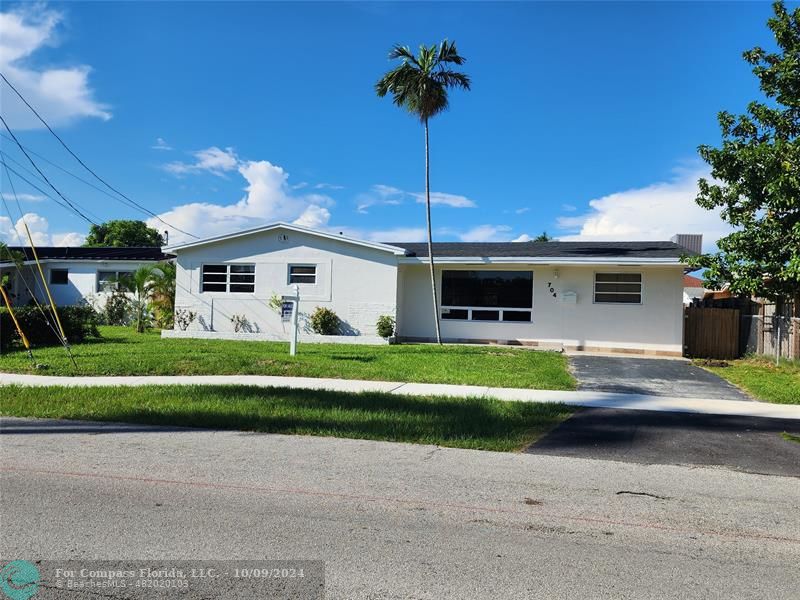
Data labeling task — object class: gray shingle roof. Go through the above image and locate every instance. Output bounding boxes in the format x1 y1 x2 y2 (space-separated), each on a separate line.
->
392 241 692 259
3 246 173 262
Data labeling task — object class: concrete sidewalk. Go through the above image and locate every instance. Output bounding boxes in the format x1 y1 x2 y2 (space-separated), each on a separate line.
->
3 372 799 420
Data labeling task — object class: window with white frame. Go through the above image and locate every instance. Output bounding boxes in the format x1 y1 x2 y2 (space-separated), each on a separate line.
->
440 270 533 322
593 273 642 304
288 264 316 284
50 269 69 285
201 264 255 293
97 270 133 293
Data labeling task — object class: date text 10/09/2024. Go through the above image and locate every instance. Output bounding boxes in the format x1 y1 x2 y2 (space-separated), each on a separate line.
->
53 567 307 580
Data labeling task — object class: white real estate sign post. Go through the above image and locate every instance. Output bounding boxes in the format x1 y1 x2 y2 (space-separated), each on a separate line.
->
282 285 300 356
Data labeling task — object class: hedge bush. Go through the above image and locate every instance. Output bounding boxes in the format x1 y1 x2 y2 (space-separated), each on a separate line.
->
309 306 340 335
0 305 100 352
376 315 395 339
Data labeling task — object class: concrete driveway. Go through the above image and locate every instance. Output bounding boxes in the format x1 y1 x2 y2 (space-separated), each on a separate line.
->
569 355 752 401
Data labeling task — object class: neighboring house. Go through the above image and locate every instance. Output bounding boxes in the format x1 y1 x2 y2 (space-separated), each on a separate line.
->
0 247 173 308
682 273 706 305
165 223 696 356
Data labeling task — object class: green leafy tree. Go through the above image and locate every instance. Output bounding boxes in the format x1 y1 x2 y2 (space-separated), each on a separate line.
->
376 40 471 344
84 220 165 247
691 1 799 310
534 232 553 242
0 243 25 295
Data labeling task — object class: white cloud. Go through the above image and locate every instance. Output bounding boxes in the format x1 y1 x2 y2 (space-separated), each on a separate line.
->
15 193 47 203
51 231 85 246
293 204 331 229
150 159 335 243
356 184 476 213
515 207 530 215
561 203 577 212
412 192 476 208
0 212 84 246
0 4 110 130
355 184 405 214
164 146 240 177
459 224 512 242
151 137 172 151
314 183 344 190
512 234 532 242
556 166 731 251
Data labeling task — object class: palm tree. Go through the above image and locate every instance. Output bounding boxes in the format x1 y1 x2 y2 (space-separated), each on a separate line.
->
119 265 156 333
148 262 176 328
376 40 471 345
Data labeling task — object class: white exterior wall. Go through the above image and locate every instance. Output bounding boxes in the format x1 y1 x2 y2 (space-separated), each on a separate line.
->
683 286 706 305
4 261 152 308
398 263 685 353
173 228 399 339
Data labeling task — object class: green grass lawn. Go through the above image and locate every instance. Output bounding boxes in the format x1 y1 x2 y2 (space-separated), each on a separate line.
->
0 385 575 452
702 356 800 405
0 326 576 390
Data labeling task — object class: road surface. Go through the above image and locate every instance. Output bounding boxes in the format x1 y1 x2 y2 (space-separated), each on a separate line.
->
1 417 798 599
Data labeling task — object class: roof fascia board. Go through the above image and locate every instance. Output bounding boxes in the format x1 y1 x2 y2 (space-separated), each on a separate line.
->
164 222 407 256
397 256 687 266
0 258 168 268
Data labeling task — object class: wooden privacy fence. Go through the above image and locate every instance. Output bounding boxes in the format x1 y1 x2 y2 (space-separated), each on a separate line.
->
683 307 740 359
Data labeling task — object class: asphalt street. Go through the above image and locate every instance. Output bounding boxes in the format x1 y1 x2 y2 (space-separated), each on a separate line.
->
1 417 799 599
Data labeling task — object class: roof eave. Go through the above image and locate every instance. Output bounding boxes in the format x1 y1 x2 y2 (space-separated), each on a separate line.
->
397 256 688 266
164 222 408 256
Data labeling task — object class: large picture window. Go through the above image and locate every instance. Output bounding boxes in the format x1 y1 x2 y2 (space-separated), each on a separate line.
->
201 264 255 293
441 270 533 322
594 273 642 304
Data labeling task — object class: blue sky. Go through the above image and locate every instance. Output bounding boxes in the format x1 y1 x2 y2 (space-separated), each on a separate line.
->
0 1 789 247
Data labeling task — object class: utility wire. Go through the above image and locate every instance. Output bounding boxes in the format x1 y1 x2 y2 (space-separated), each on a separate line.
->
0 172 76 358
0 140 142 213
0 114 96 225
0 158 103 224
0 191 65 343
1 72 198 239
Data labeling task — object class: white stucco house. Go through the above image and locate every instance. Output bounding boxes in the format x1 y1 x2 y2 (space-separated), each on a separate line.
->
164 222 696 356
0 246 172 309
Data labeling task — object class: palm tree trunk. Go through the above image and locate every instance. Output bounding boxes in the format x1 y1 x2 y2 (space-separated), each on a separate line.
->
424 119 442 345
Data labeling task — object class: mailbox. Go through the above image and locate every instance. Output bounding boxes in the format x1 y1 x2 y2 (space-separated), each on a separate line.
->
561 291 577 305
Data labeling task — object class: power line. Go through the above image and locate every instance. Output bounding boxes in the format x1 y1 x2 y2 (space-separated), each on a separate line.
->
0 189 74 349
0 158 103 224
0 72 198 239
0 138 143 212
0 114 96 225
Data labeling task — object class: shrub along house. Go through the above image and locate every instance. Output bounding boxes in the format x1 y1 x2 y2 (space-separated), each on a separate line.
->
164 223 697 356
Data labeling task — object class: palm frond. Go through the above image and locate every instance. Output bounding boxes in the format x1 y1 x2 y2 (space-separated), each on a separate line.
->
437 40 466 65
376 39 469 121
388 44 419 67
431 69 471 91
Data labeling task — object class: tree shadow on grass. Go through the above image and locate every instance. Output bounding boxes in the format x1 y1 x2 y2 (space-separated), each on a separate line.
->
327 355 377 363
3 385 573 449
